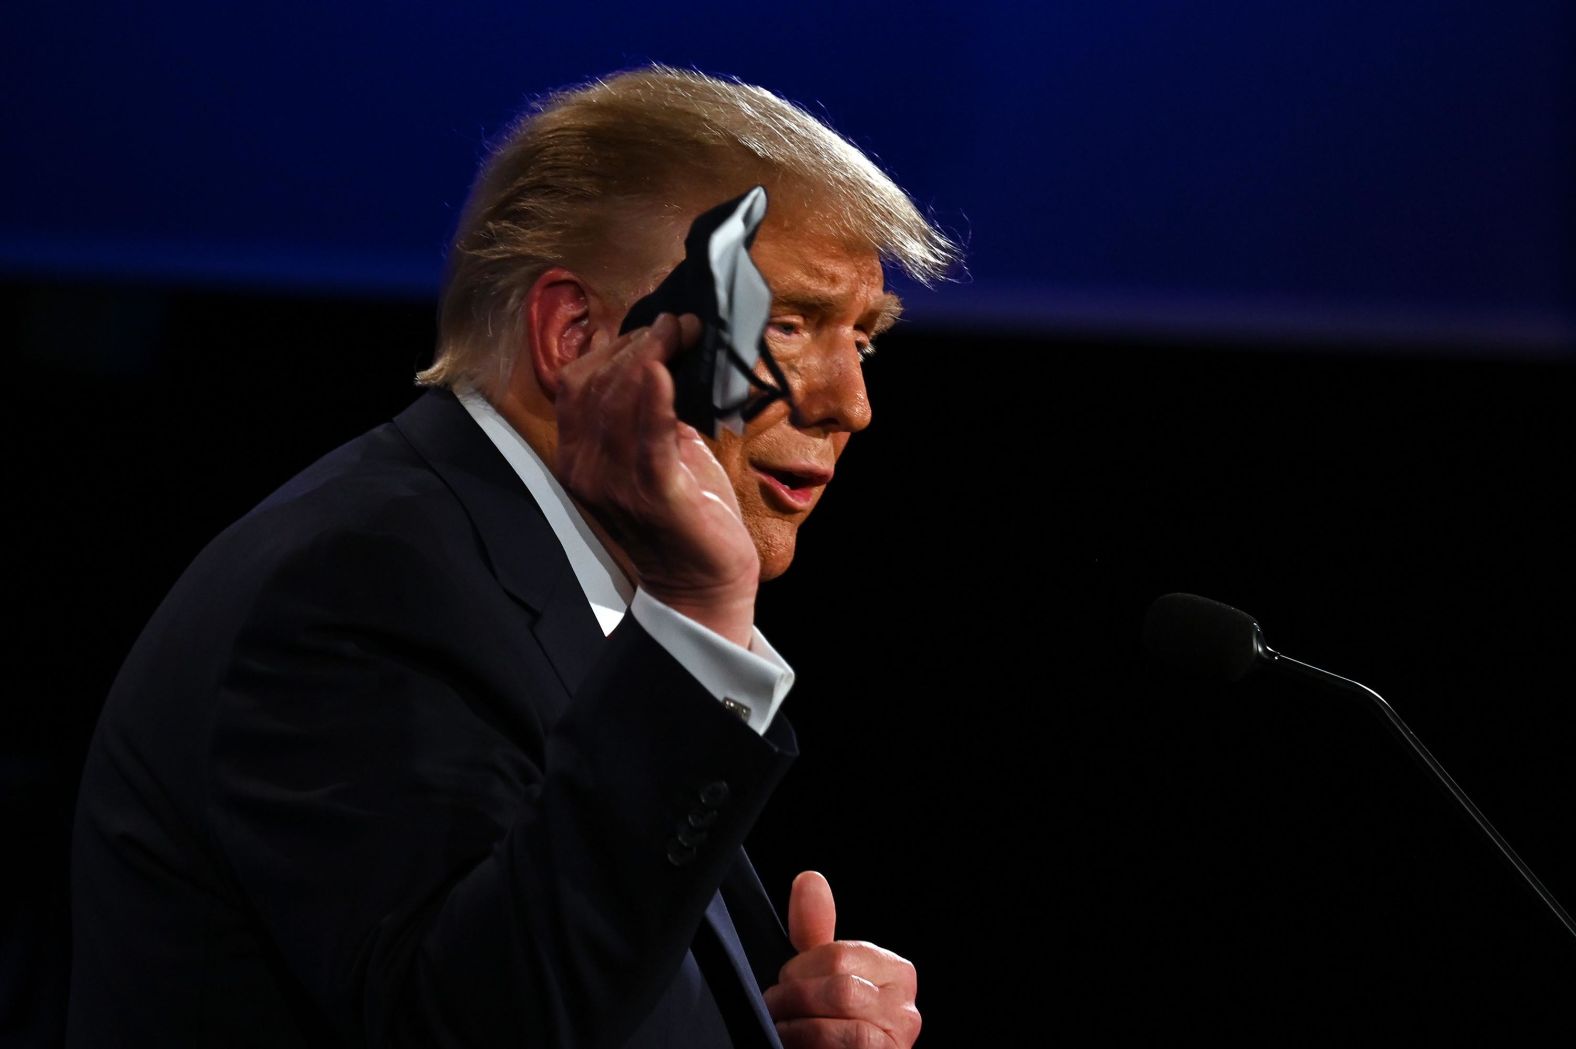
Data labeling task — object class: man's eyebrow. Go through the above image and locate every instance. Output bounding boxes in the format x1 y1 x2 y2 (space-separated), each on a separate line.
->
770 286 906 334
870 293 904 335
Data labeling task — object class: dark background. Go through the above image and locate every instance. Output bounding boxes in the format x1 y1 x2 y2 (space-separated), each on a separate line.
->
5 2 1574 1044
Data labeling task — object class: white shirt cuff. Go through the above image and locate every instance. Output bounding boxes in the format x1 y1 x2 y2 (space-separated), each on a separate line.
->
629 588 794 734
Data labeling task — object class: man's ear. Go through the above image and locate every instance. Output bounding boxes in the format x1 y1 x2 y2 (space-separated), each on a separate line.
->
524 267 601 399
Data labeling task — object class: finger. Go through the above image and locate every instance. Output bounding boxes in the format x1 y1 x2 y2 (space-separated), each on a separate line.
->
588 315 668 402
778 941 916 994
775 1018 900 1049
576 350 655 484
674 426 741 519
634 359 680 494
559 327 665 490
558 320 621 395
674 311 703 348
570 313 674 414
582 324 618 367
622 311 683 366
591 315 682 438
763 973 880 1023
788 871 836 953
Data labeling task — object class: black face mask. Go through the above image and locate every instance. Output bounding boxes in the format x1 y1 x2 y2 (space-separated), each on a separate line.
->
619 186 795 439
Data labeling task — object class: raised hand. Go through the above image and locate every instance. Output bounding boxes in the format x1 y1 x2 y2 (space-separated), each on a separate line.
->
764 872 922 1049
554 312 759 646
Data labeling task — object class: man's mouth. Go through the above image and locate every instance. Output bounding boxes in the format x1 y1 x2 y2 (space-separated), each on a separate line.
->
751 463 833 511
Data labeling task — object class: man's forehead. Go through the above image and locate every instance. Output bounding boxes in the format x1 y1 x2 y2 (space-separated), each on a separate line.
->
753 232 893 311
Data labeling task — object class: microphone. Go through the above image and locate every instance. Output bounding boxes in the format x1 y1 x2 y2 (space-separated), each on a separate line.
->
1142 592 1576 943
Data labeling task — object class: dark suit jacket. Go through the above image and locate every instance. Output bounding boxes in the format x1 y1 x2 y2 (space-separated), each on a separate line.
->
69 389 799 1048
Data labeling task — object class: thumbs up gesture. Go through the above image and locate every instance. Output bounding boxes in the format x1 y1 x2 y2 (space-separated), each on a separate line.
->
762 872 922 1048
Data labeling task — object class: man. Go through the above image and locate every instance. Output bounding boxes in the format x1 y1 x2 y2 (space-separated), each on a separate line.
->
69 66 957 1048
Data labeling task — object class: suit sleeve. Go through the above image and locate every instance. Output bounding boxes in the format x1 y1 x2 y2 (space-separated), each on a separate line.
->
205 527 796 1049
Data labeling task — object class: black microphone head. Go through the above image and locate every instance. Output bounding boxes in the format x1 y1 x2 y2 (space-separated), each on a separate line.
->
1142 593 1268 683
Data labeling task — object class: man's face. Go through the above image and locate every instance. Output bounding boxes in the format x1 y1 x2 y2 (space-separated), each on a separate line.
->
705 218 899 580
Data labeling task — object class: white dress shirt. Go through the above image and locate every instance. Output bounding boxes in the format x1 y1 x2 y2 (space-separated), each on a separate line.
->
457 390 794 734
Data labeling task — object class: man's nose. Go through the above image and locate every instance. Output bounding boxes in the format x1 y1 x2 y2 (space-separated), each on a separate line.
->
786 337 873 435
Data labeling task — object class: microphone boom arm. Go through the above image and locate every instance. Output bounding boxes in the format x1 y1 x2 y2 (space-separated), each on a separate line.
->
1265 647 1576 943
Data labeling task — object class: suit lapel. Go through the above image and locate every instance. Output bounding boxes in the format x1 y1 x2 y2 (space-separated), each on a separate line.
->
702 887 784 1049
527 562 604 696
701 849 796 1048
393 389 602 695
721 852 795 996
396 389 791 1045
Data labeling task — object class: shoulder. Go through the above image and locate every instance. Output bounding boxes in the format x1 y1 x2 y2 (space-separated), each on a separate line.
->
203 432 450 593
155 398 539 652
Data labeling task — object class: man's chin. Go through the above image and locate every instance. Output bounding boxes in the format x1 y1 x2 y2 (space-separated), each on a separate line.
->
758 557 792 583
750 526 798 583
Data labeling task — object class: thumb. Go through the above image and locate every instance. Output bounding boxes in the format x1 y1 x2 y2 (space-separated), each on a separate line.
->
787 870 836 952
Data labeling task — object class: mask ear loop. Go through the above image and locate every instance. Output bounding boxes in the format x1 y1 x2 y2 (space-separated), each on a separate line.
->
720 339 796 424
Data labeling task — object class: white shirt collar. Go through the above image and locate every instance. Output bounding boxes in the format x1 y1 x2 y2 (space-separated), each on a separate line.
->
455 389 633 636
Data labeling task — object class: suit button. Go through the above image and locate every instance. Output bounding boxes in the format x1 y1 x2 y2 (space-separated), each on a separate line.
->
687 807 719 830
676 823 708 848
666 839 698 867
698 781 730 808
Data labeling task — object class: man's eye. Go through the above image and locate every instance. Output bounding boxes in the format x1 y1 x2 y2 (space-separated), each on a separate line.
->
769 319 804 337
856 340 878 364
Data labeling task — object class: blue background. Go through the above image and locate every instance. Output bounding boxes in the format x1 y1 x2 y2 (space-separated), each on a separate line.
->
3 0 1571 350
6 5 1575 1043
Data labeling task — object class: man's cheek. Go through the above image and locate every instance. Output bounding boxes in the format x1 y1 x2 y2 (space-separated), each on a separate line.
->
731 471 756 515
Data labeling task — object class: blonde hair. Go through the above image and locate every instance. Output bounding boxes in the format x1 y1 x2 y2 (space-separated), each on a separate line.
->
419 65 960 391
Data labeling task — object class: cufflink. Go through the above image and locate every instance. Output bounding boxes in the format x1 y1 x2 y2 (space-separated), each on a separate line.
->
720 697 750 723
